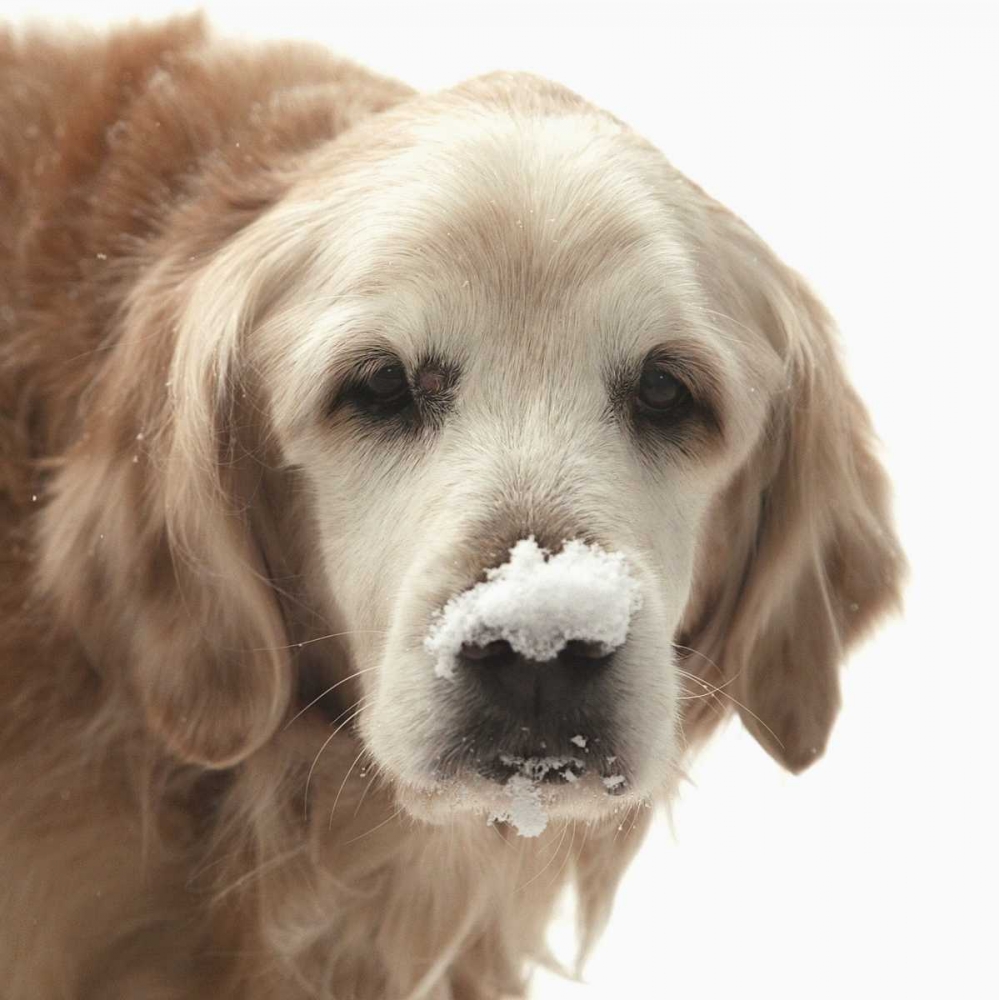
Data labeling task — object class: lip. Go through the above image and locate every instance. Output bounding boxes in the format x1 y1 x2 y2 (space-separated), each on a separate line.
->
430 709 621 773
405 740 639 834
477 750 633 796
484 752 588 785
395 763 643 838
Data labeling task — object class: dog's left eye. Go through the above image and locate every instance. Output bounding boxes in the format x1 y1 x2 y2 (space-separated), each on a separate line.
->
343 360 414 418
366 363 409 401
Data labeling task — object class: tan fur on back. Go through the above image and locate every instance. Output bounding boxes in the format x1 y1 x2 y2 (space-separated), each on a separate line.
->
0 16 904 1000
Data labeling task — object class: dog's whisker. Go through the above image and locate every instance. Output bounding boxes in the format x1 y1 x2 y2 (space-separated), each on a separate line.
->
303 729 341 823
340 806 405 847
514 823 570 893
284 665 380 730
328 746 369 832
302 698 369 821
352 760 382 819
611 810 627 845
546 819 577 892
675 666 741 703
673 666 784 749
575 817 594 863
674 667 727 687
252 630 390 655
625 800 645 839
672 643 726 677
486 818 516 849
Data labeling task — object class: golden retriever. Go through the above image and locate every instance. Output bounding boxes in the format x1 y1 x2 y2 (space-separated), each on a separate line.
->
0 16 905 999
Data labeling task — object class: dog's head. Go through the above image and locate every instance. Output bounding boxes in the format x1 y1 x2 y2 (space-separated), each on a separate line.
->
38 73 904 832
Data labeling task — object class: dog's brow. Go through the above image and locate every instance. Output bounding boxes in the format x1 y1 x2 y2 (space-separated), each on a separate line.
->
322 333 405 388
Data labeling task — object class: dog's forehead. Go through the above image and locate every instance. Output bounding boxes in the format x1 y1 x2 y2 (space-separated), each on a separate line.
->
330 116 701 366
268 111 724 434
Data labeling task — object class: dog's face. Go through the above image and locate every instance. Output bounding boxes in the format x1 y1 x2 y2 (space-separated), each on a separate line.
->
257 109 780 828
40 73 903 830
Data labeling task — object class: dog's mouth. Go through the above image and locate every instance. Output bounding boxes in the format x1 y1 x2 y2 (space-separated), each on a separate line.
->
434 726 629 786
385 731 640 838
482 752 588 785
479 750 630 793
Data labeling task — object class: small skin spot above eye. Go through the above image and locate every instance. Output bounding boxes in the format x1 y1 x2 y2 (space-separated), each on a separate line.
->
417 368 446 394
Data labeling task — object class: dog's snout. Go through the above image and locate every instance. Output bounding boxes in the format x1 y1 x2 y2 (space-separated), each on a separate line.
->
459 638 615 715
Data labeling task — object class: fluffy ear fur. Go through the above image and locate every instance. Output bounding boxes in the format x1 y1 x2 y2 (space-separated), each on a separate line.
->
678 204 906 773
20 21 411 768
36 237 295 768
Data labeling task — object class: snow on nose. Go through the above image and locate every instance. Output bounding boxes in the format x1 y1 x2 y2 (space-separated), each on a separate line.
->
424 536 643 681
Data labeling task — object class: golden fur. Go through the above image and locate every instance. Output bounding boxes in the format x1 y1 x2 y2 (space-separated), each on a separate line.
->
0 16 905 999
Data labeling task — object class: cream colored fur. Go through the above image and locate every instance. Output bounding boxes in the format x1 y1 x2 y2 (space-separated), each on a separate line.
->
0 17 904 999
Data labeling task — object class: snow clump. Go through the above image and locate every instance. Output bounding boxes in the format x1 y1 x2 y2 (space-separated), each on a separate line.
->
487 755 584 837
425 536 643 680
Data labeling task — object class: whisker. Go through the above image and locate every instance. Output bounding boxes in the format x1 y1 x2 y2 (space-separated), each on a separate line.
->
546 819 577 891
488 818 517 849
328 746 369 832
515 824 570 893
303 730 341 823
341 806 405 847
302 698 368 821
284 665 379 730
675 667 741 702
611 806 631 845
673 663 784 750
572 818 594 874
352 761 382 819
625 800 645 838
672 642 725 678
250 629 390 655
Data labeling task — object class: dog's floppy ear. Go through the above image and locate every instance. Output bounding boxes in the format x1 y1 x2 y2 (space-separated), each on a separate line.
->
37 235 294 768
679 204 906 773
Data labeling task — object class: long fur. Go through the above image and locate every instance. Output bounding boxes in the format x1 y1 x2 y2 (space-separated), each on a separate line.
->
0 17 905 999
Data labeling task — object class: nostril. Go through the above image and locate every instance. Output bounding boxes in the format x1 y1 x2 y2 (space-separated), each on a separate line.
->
560 639 613 665
456 636 617 715
460 638 611 668
460 639 515 664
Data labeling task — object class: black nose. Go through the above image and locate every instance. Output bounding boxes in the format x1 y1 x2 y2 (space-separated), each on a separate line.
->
459 638 614 716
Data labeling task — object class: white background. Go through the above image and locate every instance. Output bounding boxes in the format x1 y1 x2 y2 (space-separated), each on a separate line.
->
6 2 996 997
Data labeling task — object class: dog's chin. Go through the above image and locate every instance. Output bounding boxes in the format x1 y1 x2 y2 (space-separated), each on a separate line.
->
392 766 650 837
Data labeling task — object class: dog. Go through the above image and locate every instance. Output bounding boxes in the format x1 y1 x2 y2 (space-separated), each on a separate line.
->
0 15 905 999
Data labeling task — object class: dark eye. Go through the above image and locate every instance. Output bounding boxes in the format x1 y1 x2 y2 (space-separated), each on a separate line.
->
344 360 413 417
366 363 409 401
636 362 689 414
